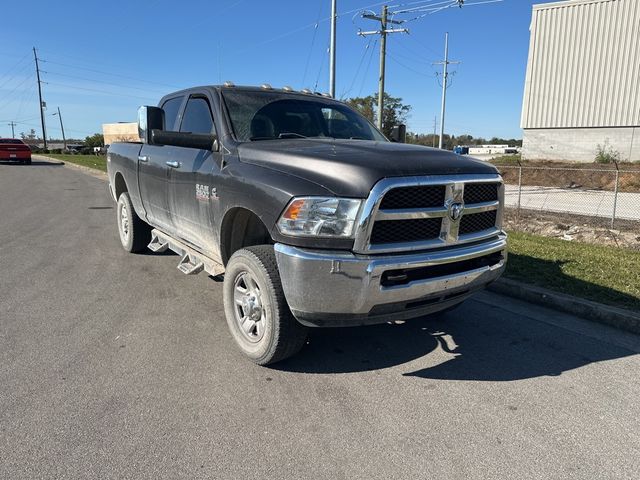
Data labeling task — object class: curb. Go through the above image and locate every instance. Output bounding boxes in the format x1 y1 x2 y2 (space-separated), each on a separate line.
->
489 277 640 335
34 154 107 180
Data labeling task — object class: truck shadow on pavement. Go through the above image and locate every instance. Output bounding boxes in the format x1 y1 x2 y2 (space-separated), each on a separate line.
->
274 301 636 380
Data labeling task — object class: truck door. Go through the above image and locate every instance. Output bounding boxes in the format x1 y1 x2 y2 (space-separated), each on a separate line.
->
168 93 222 256
137 95 184 235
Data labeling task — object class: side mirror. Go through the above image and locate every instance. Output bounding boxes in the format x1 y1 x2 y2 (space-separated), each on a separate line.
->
151 130 217 151
138 106 164 144
390 124 406 143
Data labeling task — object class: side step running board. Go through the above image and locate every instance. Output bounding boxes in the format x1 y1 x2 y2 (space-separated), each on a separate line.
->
148 229 225 277
148 232 169 253
177 254 204 275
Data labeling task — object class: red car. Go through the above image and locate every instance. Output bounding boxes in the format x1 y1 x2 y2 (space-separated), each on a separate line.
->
0 138 32 164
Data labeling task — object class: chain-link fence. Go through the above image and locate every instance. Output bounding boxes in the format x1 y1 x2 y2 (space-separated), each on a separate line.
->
496 163 640 247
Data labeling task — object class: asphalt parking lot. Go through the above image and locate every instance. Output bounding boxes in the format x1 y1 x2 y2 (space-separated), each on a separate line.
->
1 158 640 479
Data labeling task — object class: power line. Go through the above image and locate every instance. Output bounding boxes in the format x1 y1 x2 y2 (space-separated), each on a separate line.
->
0 53 32 90
40 59 182 90
12 81 37 122
314 43 330 92
387 51 432 77
0 73 35 111
340 38 373 99
358 38 379 97
44 81 158 102
43 70 167 95
302 0 324 87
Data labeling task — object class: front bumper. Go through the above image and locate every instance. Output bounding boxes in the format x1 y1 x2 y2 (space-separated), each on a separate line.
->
274 233 507 327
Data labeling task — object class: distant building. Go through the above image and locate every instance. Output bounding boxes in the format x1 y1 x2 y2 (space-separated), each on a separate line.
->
454 145 519 156
102 122 138 145
521 0 640 162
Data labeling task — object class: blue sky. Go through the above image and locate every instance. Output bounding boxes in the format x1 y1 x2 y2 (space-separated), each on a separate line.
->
0 0 542 140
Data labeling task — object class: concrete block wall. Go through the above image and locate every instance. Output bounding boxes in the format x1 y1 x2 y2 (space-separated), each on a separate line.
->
522 127 640 163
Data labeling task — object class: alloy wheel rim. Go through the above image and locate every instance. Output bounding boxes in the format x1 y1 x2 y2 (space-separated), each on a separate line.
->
233 271 266 343
119 202 130 242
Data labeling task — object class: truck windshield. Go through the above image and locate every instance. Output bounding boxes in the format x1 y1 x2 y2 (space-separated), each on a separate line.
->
221 90 387 143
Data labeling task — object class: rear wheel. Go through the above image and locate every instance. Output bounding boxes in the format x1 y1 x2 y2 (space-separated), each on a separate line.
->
223 245 308 365
116 192 150 253
24 158 31 165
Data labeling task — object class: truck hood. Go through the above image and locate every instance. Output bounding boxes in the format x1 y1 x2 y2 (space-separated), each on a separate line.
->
237 138 498 197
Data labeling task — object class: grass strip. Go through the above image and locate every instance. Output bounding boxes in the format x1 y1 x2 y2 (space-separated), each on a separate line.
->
505 231 640 311
45 154 107 172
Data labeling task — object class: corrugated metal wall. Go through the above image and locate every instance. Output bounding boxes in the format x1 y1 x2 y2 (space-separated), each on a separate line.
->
521 0 640 129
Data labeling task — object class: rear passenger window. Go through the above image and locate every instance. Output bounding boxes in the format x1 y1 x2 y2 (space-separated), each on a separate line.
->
161 97 183 130
180 97 214 134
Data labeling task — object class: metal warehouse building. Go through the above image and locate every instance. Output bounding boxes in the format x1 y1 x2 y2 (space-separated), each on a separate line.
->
521 0 640 162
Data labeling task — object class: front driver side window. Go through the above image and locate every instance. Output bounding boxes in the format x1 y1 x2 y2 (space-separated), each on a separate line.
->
180 96 214 135
161 97 183 131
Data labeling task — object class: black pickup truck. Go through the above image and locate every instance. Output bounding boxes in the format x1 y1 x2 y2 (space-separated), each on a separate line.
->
107 84 507 365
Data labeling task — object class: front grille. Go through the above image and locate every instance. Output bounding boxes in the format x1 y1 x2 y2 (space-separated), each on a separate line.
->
379 185 446 210
463 183 499 204
459 210 497 235
370 218 442 244
357 176 502 253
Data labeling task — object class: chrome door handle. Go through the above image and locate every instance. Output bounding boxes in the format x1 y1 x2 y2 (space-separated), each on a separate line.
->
166 161 180 168
138 155 149 162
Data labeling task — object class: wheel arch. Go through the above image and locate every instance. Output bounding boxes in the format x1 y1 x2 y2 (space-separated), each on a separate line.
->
114 171 128 200
220 207 273 266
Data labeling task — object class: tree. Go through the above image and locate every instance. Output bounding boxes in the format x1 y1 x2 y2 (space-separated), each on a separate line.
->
346 93 411 138
84 133 104 148
406 132 521 150
20 129 38 145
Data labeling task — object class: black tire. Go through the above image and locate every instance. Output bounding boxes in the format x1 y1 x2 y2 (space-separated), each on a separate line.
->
24 158 32 165
116 192 151 253
223 245 308 365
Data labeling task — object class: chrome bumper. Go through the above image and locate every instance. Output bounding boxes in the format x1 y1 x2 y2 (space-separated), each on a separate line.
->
274 233 507 327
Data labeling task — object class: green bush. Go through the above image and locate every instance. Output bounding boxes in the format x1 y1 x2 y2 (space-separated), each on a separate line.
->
595 141 621 164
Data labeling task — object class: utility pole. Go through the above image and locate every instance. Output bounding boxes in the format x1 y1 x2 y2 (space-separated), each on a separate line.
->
377 6 387 131
358 6 407 131
432 116 437 148
33 47 47 150
433 33 459 150
329 0 337 98
8 121 17 138
53 107 67 151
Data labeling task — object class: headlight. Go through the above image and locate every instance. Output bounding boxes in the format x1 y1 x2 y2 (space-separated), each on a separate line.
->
277 197 362 238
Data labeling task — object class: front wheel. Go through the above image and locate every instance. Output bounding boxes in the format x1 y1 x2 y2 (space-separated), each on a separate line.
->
116 192 150 253
223 245 308 365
